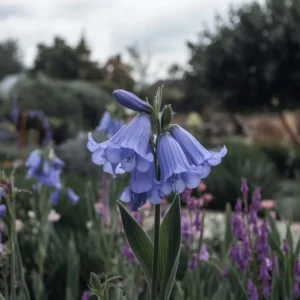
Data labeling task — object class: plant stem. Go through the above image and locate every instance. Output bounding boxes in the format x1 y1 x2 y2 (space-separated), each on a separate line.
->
10 197 17 300
151 203 161 300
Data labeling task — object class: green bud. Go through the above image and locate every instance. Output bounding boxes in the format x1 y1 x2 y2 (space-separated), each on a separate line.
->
89 272 102 292
161 105 173 130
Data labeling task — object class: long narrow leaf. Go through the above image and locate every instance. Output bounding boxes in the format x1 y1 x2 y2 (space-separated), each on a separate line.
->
118 201 153 287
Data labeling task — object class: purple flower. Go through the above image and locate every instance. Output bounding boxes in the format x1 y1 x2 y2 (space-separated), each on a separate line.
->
113 90 153 114
81 291 89 300
67 188 79 205
257 220 269 261
221 264 229 277
182 214 191 248
235 199 242 213
50 189 60 205
169 124 227 177
25 150 42 178
122 243 137 265
188 255 197 270
157 133 204 195
249 190 260 234
241 178 249 194
231 212 246 242
199 244 209 261
293 282 300 298
87 113 153 178
194 211 201 232
247 279 259 300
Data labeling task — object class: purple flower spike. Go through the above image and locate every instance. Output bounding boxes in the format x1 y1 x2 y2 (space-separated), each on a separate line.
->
67 188 79 205
199 244 209 261
157 133 204 195
81 291 89 300
88 113 153 177
113 90 153 114
283 239 289 254
169 124 227 177
241 178 249 194
247 279 259 300
188 255 197 270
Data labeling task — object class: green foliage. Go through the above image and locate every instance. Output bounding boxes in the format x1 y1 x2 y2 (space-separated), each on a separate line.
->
11 75 112 128
0 39 23 80
205 142 280 210
185 0 300 112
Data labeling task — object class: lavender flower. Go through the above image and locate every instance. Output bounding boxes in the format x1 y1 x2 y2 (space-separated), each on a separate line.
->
283 239 289 254
169 124 227 177
122 243 137 265
249 189 260 234
182 213 191 248
247 279 259 300
157 133 204 194
241 178 249 194
87 113 153 177
81 291 89 300
293 259 300 298
188 255 197 270
113 90 153 114
199 244 209 261
194 211 201 233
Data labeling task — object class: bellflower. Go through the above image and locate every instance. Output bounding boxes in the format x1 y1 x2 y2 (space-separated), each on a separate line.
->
88 113 153 177
25 150 42 178
50 189 60 205
113 90 153 114
157 133 204 195
119 163 163 211
169 125 227 177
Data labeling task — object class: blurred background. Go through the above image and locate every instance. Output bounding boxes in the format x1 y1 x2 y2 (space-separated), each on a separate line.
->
0 0 300 298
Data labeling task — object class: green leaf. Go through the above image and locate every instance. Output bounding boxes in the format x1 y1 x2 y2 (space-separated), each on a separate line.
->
158 195 182 300
211 283 227 300
0 295 5 300
118 201 153 287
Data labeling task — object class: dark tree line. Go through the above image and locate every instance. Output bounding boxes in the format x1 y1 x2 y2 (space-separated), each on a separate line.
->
185 0 300 112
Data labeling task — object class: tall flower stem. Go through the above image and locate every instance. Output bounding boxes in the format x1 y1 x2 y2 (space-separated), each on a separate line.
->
151 203 161 300
9 197 17 300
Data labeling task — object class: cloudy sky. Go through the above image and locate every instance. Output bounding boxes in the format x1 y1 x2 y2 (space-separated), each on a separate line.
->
0 0 258 79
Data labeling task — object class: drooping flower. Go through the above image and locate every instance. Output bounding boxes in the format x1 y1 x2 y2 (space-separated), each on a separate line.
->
87 113 153 177
113 90 153 114
119 164 163 211
169 125 227 177
157 133 204 195
67 188 79 205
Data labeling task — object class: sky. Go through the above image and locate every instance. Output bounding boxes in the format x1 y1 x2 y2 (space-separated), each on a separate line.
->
0 0 258 80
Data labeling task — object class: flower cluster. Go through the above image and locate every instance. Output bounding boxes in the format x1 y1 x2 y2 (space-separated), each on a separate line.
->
87 89 227 211
25 148 79 205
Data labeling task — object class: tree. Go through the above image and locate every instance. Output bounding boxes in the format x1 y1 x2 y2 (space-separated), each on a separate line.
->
185 0 300 112
0 39 23 80
32 35 103 80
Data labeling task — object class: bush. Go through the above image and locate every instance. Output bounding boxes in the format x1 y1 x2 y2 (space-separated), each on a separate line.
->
11 75 112 129
205 142 280 210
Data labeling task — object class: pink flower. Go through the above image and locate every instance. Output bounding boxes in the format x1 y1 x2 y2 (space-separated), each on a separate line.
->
197 182 207 192
15 219 24 232
203 193 213 203
260 200 276 210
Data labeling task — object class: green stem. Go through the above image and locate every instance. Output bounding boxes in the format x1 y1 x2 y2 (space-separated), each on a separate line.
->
10 198 17 300
151 204 161 300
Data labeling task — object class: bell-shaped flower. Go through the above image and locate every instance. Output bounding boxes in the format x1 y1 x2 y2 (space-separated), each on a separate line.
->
25 150 42 178
87 113 153 177
50 189 60 205
157 133 205 195
169 125 227 177
119 163 163 211
113 90 153 114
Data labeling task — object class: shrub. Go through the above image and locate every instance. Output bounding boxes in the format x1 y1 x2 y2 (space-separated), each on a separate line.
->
205 142 280 210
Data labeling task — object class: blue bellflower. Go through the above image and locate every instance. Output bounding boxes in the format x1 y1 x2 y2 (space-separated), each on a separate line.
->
67 188 79 205
50 189 60 205
113 90 153 114
119 163 163 211
169 125 227 177
87 113 153 177
157 133 204 195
